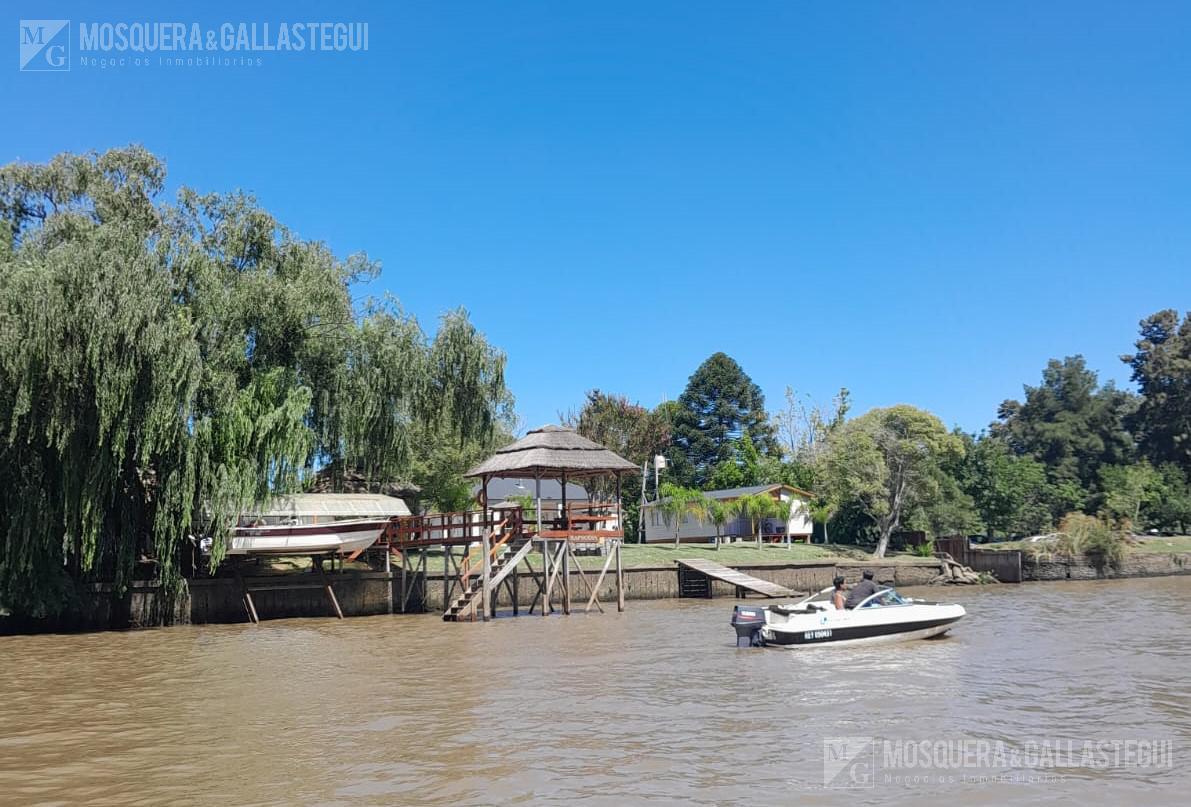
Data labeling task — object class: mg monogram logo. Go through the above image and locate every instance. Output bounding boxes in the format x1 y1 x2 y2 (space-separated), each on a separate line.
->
823 736 875 789
19 20 70 71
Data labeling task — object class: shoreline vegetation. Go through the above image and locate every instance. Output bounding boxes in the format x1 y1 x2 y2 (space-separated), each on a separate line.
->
3 147 1191 626
987 535 1191 554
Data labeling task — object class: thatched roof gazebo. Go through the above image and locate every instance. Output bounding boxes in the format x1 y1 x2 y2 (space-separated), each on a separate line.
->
466 424 637 479
466 424 636 526
463 425 637 618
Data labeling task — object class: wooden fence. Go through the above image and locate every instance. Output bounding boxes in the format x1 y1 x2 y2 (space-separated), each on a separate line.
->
934 536 1023 583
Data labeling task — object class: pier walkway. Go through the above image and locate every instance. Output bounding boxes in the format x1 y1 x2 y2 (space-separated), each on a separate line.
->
675 558 795 599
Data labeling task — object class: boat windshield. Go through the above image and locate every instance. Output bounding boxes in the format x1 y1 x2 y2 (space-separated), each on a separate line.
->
796 588 838 607
860 588 908 608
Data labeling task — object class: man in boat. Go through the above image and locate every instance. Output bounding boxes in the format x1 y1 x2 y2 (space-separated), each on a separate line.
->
843 569 879 609
831 576 847 610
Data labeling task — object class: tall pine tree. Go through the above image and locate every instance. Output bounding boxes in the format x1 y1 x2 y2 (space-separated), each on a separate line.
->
992 356 1136 494
1124 309 1191 471
665 353 777 488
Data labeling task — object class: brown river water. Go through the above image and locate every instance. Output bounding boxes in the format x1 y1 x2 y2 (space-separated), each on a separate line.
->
2 577 1190 806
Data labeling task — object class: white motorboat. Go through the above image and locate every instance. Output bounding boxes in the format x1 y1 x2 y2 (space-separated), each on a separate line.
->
731 586 965 648
226 519 388 556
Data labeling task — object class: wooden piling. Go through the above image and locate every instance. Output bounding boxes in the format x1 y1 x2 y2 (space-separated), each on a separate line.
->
384 549 393 615
616 539 624 612
481 477 492 621
541 537 550 616
562 541 571 615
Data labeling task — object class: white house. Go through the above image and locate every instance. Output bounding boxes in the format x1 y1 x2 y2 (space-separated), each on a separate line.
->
641 483 814 544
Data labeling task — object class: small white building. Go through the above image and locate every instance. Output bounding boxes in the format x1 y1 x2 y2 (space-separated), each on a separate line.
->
641 484 814 544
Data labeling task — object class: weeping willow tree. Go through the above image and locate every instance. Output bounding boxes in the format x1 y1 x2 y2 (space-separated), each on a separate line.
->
319 301 512 497
0 147 512 619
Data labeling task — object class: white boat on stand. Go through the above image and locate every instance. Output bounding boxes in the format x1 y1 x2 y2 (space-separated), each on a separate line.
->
228 519 388 556
731 587 966 648
203 492 411 558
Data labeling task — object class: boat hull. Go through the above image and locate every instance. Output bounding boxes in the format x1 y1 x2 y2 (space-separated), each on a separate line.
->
757 602 966 649
761 613 963 648
228 519 386 556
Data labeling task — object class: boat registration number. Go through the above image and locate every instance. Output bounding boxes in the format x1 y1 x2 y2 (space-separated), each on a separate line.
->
803 629 833 640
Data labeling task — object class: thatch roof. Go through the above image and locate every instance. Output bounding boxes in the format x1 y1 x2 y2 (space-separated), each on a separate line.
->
464 425 637 479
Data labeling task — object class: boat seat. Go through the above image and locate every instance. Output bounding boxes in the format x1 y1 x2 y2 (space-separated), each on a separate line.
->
770 604 823 616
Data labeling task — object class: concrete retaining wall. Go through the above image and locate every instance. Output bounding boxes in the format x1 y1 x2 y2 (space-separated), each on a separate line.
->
27 553 1191 632
183 558 946 624
1023 552 1191 581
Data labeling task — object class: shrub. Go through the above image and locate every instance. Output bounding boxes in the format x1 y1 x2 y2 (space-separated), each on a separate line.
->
909 539 936 558
1055 513 1129 570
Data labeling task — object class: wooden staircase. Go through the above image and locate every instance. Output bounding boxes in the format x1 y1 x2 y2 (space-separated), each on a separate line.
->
443 531 534 621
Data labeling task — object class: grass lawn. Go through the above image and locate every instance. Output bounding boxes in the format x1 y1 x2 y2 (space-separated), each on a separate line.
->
981 540 1028 551
573 542 942 570
984 535 1191 554
607 542 867 569
1130 535 1191 553
246 540 917 575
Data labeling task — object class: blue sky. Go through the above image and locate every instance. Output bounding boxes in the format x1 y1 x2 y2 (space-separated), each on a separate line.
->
7 2 1190 434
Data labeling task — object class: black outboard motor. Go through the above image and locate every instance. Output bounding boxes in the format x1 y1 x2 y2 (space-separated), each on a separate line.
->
731 605 766 647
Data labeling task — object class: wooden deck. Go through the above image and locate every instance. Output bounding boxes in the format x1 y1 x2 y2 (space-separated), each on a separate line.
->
380 506 626 620
675 558 795 599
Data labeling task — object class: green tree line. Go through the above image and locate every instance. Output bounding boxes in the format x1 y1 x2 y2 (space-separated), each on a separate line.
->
5 148 1189 618
571 332 1191 554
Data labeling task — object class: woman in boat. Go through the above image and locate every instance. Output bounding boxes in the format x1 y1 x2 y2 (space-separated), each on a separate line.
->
831 575 847 610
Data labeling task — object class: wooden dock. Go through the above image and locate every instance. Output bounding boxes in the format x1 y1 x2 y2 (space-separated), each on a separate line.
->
675 558 795 599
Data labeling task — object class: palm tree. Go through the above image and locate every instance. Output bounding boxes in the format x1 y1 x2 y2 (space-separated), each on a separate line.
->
706 498 732 551
808 500 836 546
735 493 778 549
772 498 793 550
687 494 710 548
658 483 707 548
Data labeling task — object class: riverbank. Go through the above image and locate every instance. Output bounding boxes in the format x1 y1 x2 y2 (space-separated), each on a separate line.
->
8 544 1191 633
3 553 943 632
187 556 952 625
984 535 1191 580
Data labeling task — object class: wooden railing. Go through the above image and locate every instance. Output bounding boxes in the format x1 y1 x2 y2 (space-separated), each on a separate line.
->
383 503 624 550
460 518 510 588
531 501 623 542
383 509 523 548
